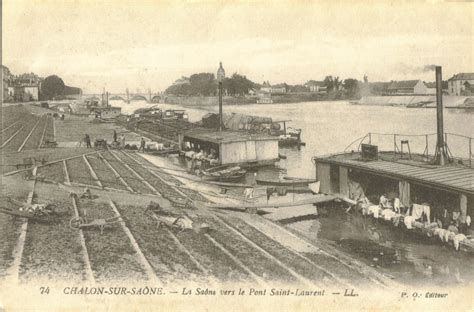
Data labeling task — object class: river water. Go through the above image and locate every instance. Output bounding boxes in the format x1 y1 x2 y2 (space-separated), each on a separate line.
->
111 99 474 286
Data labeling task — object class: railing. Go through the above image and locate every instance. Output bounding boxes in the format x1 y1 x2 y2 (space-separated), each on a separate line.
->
344 132 473 168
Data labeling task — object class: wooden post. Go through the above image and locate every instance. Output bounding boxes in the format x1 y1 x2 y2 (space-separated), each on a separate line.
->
393 134 397 156
460 194 467 224
425 135 429 161
470 138 472 168
219 81 223 132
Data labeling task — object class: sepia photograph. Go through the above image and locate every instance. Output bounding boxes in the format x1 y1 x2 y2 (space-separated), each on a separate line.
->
1 1 473 311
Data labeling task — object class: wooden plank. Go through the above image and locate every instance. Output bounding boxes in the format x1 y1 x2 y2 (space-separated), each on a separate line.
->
208 194 336 210
3 151 98 177
409 171 473 181
423 172 474 183
405 167 471 178
442 177 474 187
98 152 135 193
108 200 160 284
121 151 188 198
63 160 71 185
38 116 48 149
18 117 42 152
109 150 160 195
0 119 20 133
213 217 318 288
71 195 95 283
83 155 103 188
0 125 25 148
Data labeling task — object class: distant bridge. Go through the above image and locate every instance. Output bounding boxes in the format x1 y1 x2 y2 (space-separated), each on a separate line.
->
80 92 163 103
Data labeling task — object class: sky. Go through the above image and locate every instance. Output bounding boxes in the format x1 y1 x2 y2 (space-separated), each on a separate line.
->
3 0 473 93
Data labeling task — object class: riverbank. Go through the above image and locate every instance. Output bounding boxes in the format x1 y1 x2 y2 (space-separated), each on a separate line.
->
0 103 395 289
355 95 474 108
164 92 359 107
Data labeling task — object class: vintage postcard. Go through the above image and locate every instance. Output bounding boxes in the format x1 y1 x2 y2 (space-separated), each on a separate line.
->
1 1 473 311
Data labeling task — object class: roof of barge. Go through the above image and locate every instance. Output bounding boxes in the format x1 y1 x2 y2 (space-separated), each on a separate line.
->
183 129 278 144
315 152 474 195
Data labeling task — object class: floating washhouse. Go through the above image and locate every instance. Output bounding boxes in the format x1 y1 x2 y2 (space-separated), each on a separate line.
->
179 128 279 166
314 66 474 252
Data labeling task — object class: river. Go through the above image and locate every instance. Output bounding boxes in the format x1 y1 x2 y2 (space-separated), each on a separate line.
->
110 99 474 286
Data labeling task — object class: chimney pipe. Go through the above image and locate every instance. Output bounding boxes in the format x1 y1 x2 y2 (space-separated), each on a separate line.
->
435 66 447 165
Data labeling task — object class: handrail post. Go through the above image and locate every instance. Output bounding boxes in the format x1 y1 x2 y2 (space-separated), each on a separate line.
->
394 134 397 156
470 138 472 168
426 135 429 161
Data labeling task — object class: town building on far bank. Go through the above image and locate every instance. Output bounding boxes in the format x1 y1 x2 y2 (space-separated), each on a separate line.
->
447 73 474 96
305 80 327 93
387 80 431 95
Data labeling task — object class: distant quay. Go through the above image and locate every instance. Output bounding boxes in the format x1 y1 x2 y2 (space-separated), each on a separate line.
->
354 95 474 108
164 92 359 106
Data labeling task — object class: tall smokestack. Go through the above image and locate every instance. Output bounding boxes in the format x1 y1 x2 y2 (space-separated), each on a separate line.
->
435 66 447 165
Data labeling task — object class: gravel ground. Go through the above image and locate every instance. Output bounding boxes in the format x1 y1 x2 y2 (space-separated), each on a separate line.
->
115 203 206 284
100 151 153 194
77 199 147 282
86 154 128 191
19 184 85 282
0 176 35 279
223 215 335 283
66 157 95 186
200 215 298 283
21 116 47 151
37 161 65 183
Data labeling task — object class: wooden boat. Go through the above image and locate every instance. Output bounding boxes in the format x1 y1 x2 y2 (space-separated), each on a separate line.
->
256 177 317 187
201 171 246 182
149 148 179 156
200 165 247 182
207 194 336 211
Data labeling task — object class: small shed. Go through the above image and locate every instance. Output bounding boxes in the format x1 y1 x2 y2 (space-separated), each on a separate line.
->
180 129 279 166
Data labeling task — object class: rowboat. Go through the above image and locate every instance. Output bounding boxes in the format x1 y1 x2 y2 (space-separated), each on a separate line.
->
207 194 336 211
256 177 317 187
199 165 247 182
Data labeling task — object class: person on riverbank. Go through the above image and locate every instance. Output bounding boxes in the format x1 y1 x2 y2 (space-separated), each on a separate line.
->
138 137 146 152
113 130 117 142
121 135 126 149
85 134 91 148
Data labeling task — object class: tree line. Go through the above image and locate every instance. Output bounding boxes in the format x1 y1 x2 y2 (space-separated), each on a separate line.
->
165 72 361 98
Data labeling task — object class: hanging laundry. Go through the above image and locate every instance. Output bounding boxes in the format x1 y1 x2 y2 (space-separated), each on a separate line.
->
368 205 380 219
452 211 461 222
244 187 254 200
393 198 401 213
399 180 411 208
411 204 424 220
436 229 447 242
381 209 396 221
453 234 467 251
404 216 415 229
422 204 430 223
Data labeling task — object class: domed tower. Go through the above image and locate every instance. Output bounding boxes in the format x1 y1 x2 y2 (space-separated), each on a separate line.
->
217 62 226 82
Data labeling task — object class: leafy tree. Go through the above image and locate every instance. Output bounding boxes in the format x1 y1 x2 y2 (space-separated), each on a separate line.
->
343 78 360 98
41 75 65 100
189 73 216 96
323 76 334 92
224 73 256 96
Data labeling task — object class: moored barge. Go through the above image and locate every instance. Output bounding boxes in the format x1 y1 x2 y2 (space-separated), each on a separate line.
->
313 66 474 253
